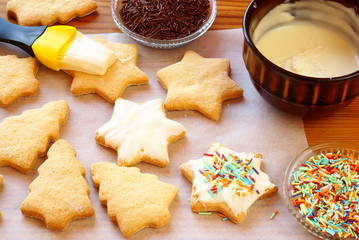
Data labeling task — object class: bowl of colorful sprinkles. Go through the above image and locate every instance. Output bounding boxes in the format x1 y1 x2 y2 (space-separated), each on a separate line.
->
111 0 216 49
283 142 359 239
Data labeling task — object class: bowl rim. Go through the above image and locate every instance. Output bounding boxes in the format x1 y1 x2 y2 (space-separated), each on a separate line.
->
111 0 217 47
242 0 359 84
282 141 359 239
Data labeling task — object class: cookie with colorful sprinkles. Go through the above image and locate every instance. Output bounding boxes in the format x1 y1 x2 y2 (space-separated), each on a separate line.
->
180 142 278 223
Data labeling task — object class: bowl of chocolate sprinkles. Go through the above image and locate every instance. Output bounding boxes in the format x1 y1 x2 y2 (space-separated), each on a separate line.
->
111 0 216 49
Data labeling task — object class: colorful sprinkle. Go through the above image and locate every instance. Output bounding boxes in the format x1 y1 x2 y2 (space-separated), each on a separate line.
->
219 213 227 218
198 151 258 199
198 212 212 215
290 152 359 238
270 210 278 219
218 213 229 221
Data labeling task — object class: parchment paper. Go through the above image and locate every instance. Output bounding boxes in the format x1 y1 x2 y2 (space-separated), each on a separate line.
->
0 29 313 239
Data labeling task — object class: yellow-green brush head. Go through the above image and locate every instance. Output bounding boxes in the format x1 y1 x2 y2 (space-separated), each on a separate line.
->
32 25 77 71
32 25 116 75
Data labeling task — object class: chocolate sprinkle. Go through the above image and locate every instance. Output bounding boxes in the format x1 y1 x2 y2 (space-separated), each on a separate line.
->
119 0 211 40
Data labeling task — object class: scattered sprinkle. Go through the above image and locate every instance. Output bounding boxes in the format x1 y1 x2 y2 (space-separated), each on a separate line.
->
270 210 278 220
198 212 212 215
290 152 359 238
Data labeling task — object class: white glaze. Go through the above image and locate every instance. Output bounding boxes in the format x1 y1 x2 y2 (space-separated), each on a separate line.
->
253 0 359 78
188 143 276 216
96 98 186 165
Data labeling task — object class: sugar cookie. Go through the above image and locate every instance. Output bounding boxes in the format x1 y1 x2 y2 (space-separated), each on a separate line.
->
0 55 39 107
7 0 97 26
66 36 148 104
0 100 69 174
95 98 186 167
20 139 94 230
157 50 243 121
91 162 178 237
180 142 278 223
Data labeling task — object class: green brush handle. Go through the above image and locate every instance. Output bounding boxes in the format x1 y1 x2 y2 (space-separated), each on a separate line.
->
0 17 47 57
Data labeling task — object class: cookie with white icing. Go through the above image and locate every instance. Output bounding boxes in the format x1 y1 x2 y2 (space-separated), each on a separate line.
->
180 142 278 223
95 98 186 167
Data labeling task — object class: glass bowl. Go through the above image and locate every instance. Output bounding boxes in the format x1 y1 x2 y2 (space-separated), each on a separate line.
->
283 142 359 239
111 0 217 49
242 0 359 116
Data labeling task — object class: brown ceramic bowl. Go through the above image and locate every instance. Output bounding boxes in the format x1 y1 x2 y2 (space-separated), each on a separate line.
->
242 0 359 116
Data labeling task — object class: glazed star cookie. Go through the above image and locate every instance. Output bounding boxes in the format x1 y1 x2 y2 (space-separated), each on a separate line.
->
0 100 69 174
21 139 94 230
7 0 97 26
66 36 148 104
180 142 278 223
95 98 186 167
90 162 178 237
157 50 243 121
0 55 39 107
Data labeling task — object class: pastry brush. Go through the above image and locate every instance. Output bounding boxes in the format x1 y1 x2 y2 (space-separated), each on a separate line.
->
0 17 116 75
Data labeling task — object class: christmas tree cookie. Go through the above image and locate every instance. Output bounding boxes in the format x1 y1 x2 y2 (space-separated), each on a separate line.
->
20 139 94 230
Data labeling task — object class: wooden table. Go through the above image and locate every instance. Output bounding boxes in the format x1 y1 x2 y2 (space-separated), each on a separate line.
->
0 0 358 146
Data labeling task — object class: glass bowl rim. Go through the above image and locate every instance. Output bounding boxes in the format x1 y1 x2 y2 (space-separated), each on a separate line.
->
282 141 359 240
111 0 217 48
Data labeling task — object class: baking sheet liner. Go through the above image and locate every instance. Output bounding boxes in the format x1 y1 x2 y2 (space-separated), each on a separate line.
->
0 29 311 239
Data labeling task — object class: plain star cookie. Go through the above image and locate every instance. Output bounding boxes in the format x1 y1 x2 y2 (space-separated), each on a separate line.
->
90 162 178 237
157 50 243 121
92 36 138 64
95 98 186 167
0 100 69 174
0 55 39 107
21 139 94 230
7 0 97 26
180 142 278 223
66 36 148 104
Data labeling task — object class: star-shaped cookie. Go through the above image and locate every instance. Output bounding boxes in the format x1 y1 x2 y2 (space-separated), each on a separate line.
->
95 98 186 167
0 55 39 107
180 142 278 223
91 162 178 237
66 36 148 104
157 50 243 121
7 0 97 26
